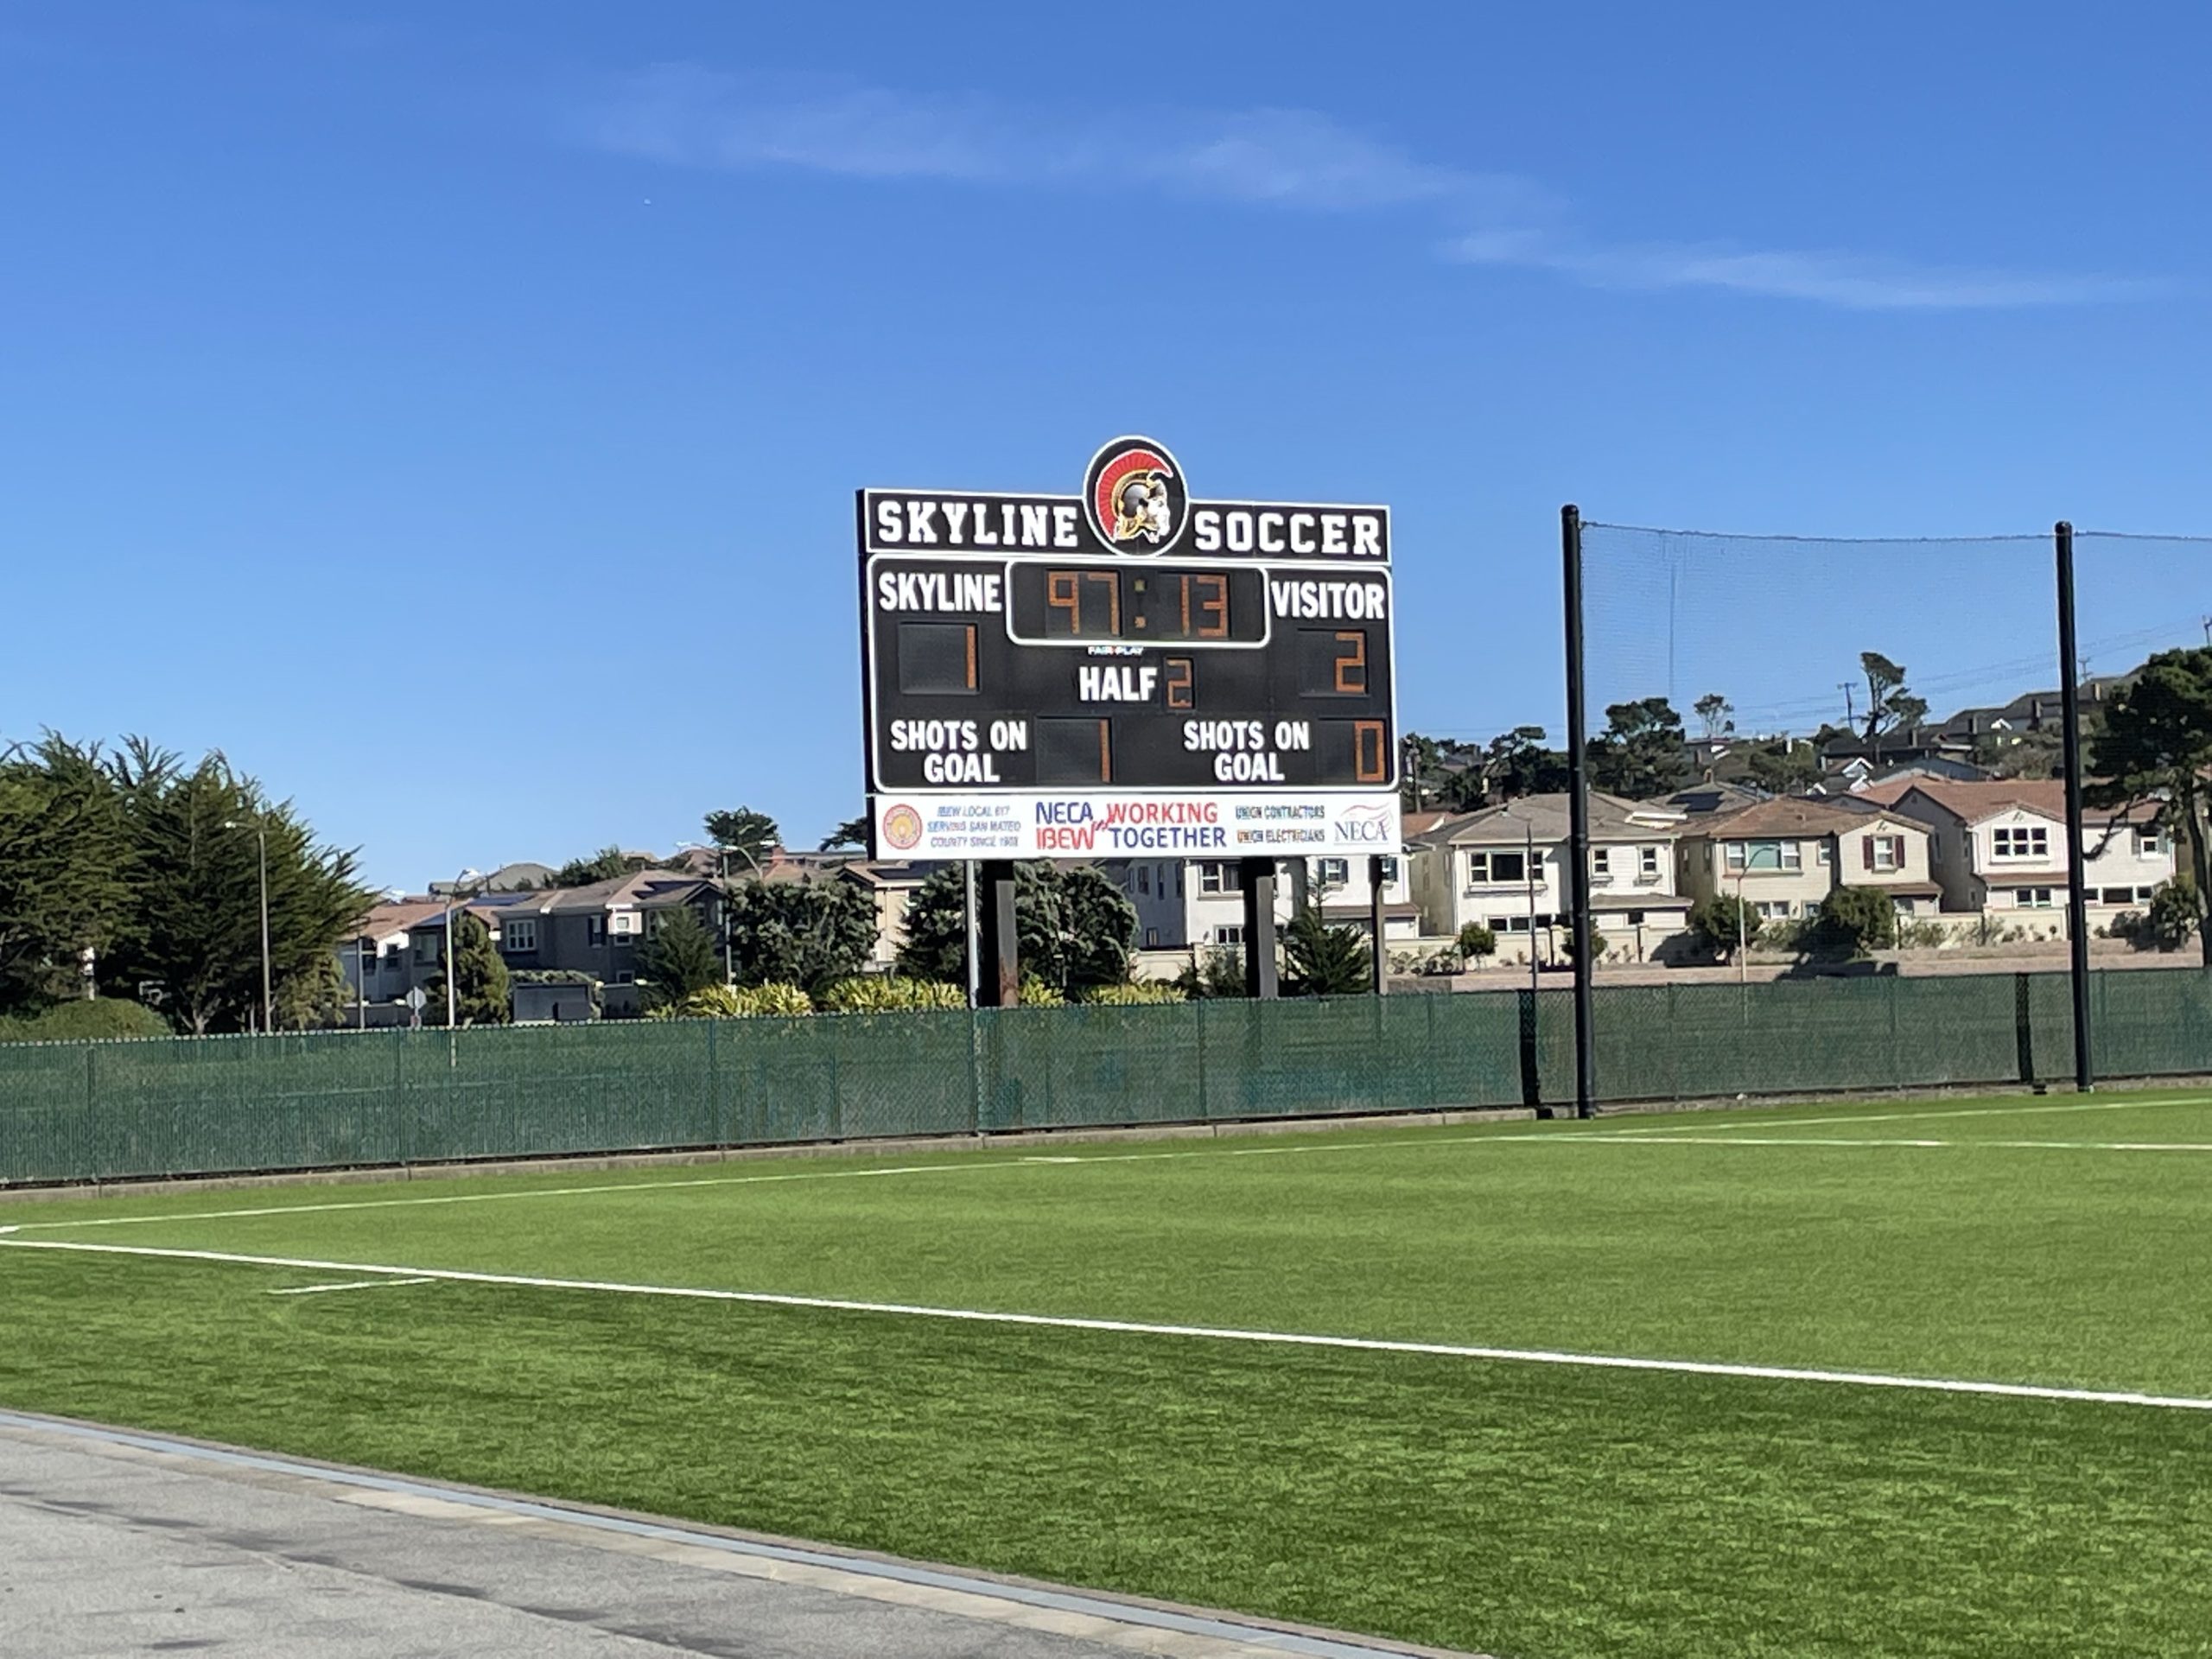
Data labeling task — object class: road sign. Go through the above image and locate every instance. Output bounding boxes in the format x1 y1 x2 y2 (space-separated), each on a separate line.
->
404 987 427 1011
860 437 1400 860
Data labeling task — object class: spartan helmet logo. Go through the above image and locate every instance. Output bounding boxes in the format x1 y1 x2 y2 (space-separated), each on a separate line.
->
1082 437 1189 554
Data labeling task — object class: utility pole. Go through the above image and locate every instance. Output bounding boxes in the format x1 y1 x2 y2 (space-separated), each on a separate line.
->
1839 682 1856 731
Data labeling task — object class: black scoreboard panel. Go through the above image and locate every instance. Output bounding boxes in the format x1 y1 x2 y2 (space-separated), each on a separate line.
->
863 550 1398 794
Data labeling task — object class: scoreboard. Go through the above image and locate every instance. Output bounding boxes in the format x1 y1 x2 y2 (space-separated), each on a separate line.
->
861 437 1399 861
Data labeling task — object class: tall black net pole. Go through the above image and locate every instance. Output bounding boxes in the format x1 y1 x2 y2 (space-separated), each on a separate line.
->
2056 521 2094 1091
1562 505 1597 1118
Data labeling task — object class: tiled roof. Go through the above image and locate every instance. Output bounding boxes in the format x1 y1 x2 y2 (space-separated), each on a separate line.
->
1694 798 1909 840
1897 779 2160 827
1411 792 1682 848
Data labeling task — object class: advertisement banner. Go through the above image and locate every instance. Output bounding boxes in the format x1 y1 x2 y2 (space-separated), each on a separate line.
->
873 791 1402 861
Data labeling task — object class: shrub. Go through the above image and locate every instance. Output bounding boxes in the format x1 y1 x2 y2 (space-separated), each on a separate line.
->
816 976 966 1014
1077 981 1186 1005
1454 922 1497 965
2122 877 2202 952
1175 947 1249 1000
1897 918 1949 950
650 982 813 1020
0 998 172 1044
1017 976 1068 1007
1688 893 1760 960
1817 886 1898 957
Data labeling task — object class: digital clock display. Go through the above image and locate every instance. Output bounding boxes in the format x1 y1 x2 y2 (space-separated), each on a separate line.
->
1005 563 1268 644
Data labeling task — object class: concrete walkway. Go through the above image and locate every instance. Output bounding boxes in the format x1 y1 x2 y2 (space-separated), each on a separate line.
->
0 1412 1476 1659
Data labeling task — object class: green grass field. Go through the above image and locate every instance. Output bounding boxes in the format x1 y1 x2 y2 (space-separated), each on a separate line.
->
6 1089 2212 1656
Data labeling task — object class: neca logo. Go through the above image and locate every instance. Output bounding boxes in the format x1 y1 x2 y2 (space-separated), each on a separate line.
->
1082 435 1188 556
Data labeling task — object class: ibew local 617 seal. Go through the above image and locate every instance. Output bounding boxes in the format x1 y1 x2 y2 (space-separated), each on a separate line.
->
1082 435 1188 556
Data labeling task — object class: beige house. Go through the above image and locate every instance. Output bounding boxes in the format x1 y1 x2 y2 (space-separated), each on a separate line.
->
1878 780 2172 919
1677 798 1941 924
1408 792 1690 963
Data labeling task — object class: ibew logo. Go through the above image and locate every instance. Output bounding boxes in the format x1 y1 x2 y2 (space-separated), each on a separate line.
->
1334 804 1394 845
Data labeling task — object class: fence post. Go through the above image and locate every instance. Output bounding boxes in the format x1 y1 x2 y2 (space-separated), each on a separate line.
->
2013 974 2037 1088
1516 988 1541 1111
707 1018 723 1147
393 1027 409 1166
2055 521 2095 1092
1561 505 1597 1117
1196 996 1211 1122
967 1005 982 1135
85 1046 99 1180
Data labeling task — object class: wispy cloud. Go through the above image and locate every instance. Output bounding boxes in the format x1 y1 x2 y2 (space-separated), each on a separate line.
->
587 67 2153 312
589 66 1518 215
1447 229 2158 309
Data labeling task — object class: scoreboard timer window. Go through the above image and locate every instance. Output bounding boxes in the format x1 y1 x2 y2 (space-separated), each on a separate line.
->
860 436 1402 860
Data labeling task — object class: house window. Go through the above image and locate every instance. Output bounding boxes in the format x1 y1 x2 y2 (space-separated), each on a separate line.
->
1993 826 2049 861
2100 887 2133 906
1816 842 1833 866
1213 925 1245 947
1892 896 1916 915
1144 927 1160 948
587 917 606 946
1467 850 1527 886
1638 846 1661 880
1754 900 1791 919
1137 867 1151 895
1626 910 1645 926
1871 836 1899 873
503 918 538 952
1489 915 1533 934
2136 829 2167 857
1727 839 1799 872
413 934 439 964
1198 862 1242 895
613 969 634 984
2016 887 2056 909
1317 857 1349 887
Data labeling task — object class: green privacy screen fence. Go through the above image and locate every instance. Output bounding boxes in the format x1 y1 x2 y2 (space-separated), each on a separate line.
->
3 969 2209 1186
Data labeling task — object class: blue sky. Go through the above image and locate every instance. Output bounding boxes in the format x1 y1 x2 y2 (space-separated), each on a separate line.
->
4 3 2208 888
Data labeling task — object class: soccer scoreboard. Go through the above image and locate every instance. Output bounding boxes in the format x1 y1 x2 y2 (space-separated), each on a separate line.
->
860 436 1399 861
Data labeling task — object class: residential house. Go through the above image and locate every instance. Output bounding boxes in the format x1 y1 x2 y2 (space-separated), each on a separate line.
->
487 871 724 1016
340 899 448 1019
1885 780 2173 923
1113 852 1420 956
1675 798 1940 925
1407 793 1691 964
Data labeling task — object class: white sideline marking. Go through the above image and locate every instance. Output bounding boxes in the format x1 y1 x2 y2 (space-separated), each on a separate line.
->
267 1276 435 1297
1608 1094 2212 1136
5 1091 2205 1238
1569 1135 2212 1153
7 1236 2212 1414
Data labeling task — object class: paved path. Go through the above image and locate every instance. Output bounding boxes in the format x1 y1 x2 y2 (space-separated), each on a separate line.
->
0 1412 1471 1659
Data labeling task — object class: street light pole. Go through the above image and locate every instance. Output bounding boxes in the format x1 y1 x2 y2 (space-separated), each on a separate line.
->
223 817 273 1033
257 825 271 1032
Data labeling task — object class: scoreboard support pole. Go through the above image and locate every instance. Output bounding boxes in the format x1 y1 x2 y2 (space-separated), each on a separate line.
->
978 860 1020 1007
1238 858 1281 999
1368 856 1389 997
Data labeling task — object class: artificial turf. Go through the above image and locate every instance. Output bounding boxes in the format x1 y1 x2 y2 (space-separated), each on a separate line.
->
4 1088 2211 1656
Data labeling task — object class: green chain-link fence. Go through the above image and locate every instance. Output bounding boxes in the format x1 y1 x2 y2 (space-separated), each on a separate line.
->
3 969 2209 1186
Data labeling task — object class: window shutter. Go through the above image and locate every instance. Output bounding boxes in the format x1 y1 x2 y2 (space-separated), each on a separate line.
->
1862 838 1874 872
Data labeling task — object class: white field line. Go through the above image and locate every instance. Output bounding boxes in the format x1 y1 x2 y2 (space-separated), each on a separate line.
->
267 1276 436 1297
1567 1135 2212 1152
7 1236 2210 1414
5 1090 2207 1239
1605 1093 2212 1136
